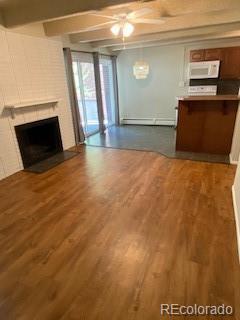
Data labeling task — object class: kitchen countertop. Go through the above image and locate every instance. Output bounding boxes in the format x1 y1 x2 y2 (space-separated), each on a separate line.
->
177 95 240 101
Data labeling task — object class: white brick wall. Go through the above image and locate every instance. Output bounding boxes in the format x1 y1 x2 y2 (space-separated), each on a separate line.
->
0 30 75 180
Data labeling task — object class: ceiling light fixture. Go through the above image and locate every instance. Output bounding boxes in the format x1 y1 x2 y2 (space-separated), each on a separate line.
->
110 23 121 36
110 21 134 37
122 22 134 37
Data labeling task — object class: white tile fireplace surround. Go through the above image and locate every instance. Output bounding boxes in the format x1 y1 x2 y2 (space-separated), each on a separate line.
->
0 30 75 180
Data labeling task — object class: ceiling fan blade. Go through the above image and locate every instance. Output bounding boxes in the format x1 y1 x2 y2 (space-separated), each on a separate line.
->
90 13 119 20
83 21 114 32
132 18 165 25
128 8 153 19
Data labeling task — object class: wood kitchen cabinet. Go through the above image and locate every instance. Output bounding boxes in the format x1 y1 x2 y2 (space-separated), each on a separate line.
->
220 47 240 79
189 46 240 79
204 48 222 61
190 48 222 62
190 49 205 62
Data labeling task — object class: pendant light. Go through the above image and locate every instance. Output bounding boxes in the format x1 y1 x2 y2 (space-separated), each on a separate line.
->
133 45 149 79
133 61 149 79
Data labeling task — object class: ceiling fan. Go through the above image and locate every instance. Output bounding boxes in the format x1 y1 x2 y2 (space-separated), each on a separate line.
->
85 8 167 37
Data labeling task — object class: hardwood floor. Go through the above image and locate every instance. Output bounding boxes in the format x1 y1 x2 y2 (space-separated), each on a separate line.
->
0 146 239 320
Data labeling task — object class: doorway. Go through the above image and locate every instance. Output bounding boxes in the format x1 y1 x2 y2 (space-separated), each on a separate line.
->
72 52 100 137
71 51 118 138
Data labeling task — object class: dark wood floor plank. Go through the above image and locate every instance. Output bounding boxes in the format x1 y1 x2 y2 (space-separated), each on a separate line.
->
0 146 239 320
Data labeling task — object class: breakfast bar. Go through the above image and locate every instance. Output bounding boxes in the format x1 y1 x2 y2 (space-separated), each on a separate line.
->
176 95 240 155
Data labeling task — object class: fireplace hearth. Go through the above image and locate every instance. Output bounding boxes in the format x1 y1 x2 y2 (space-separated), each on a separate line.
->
15 117 63 169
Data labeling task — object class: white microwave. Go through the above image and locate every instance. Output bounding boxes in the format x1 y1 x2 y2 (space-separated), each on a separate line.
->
188 60 220 79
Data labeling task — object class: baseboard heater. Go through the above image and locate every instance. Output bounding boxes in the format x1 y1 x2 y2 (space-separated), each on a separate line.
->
120 117 175 126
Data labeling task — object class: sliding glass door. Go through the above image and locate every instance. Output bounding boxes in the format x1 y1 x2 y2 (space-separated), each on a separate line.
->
70 51 118 139
72 52 100 137
100 55 116 128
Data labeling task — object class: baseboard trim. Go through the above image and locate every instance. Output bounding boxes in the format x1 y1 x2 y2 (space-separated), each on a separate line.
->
232 185 240 264
230 153 238 165
120 118 175 126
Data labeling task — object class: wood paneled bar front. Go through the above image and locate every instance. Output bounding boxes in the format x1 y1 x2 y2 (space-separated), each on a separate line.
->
176 95 240 155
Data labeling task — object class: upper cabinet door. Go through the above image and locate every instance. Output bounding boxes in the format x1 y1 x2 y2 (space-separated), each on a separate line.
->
190 49 205 62
205 48 222 61
220 47 240 79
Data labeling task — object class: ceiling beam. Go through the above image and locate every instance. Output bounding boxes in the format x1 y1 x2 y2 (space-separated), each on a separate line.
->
110 31 240 51
1 0 142 27
44 14 113 37
69 24 174 43
70 29 114 43
90 22 240 48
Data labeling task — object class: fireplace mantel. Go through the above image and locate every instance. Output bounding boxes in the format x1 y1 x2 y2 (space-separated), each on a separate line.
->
5 98 60 119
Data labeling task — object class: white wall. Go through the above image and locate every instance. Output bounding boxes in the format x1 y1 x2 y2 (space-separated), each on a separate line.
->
233 156 240 262
0 28 75 180
117 45 186 124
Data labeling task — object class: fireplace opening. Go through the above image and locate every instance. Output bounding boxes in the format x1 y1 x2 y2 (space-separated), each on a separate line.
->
15 117 63 168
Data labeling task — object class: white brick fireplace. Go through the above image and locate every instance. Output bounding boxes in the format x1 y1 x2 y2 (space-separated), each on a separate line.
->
0 30 75 180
